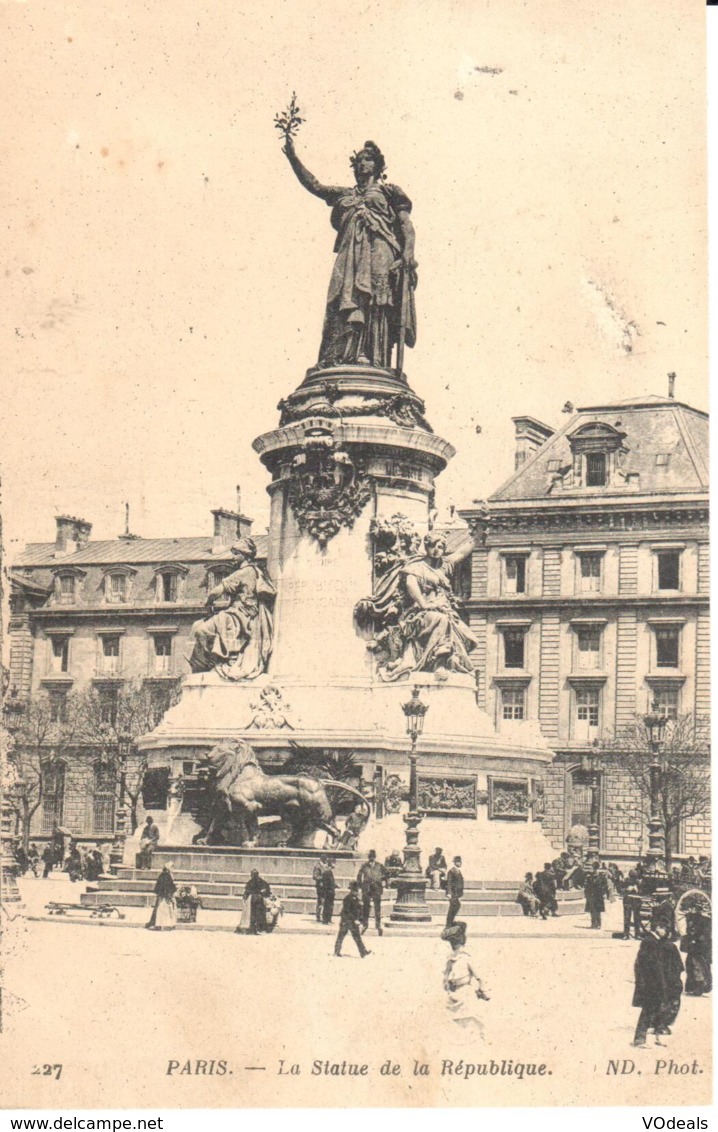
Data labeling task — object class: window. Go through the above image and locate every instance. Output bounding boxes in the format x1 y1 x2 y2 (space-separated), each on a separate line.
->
576 628 601 670
50 637 69 674
152 634 173 674
107 573 127 603
158 572 179 603
48 690 67 724
99 687 119 726
579 553 602 593
575 687 600 738
58 574 76 604
652 686 680 720
655 627 680 668
503 629 525 669
207 566 232 590
100 635 121 675
501 687 525 721
585 453 607 487
504 555 527 594
657 551 681 591
41 762 65 833
93 763 116 834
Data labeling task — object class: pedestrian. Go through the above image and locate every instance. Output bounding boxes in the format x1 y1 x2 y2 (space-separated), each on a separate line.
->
533 862 559 919
632 922 684 1047
441 921 489 1035
320 858 336 925
66 841 84 883
445 856 464 927
426 847 447 890
517 873 539 917
138 815 160 870
334 881 371 958
584 860 609 929
237 869 271 935
41 842 55 878
27 843 40 877
682 910 712 997
357 849 387 935
146 863 178 931
313 855 329 923
622 869 643 940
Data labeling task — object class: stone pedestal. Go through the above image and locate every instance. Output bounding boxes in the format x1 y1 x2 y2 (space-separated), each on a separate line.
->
139 364 559 878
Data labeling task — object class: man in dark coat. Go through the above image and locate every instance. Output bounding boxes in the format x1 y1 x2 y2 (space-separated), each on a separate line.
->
622 869 643 940
334 881 371 958
584 861 610 929
313 855 329 923
357 849 387 935
445 856 464 927
320 859 336 925
682 911 712 996
632 922 684 1047
533 863 558 920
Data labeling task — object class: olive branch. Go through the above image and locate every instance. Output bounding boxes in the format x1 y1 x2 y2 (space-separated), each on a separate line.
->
274 92 305 141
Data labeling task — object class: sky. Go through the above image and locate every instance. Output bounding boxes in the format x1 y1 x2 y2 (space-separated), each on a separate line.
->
0 0 707 560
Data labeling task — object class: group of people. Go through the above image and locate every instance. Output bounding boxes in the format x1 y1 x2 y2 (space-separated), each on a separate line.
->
15 832 107 883
145 863 283 934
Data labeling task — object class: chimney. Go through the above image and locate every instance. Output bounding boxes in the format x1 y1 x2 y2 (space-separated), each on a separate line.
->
211 508 253 554
511 416 555 471
54 515 92 556
668 372 676 399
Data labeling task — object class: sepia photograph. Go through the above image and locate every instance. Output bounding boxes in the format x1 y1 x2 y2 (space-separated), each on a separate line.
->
0 0 710 1113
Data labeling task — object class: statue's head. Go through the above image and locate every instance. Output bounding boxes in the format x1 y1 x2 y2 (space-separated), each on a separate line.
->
350 141 386 184
230 536 256 562
424 532 446 559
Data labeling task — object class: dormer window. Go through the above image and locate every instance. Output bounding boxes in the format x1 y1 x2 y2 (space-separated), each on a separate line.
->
51 566 86 605
566 420 628 489
154 564 188 604
102 565 137 604
59 575 76 603
585 453 606 487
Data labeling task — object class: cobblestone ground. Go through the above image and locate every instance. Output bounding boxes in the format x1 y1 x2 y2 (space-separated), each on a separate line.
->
0 878 711 1109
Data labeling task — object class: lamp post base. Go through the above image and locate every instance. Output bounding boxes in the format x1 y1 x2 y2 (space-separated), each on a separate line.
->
390 874 432 923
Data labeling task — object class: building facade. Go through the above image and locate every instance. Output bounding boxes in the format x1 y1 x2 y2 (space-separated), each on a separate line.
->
7 507 264 841
460 392 709 862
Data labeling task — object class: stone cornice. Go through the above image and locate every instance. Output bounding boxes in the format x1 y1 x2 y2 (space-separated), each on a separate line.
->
462 501 708 542
463 595 708 613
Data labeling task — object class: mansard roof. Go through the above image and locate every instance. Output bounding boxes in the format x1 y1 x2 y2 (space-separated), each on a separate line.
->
489 394 708 504
13 534 269 569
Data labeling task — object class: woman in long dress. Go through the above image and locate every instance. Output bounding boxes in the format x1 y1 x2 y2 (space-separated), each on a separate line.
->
146 863 177 931
236 870 271 935
682 911 712 996
441 921 489 1036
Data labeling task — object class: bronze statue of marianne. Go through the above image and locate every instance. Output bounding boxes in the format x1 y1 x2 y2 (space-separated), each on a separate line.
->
283 135 417 372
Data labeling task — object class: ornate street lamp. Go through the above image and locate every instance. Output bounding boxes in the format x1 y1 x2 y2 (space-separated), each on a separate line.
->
582 743 603 857
643 704 668 860
390 686 431 923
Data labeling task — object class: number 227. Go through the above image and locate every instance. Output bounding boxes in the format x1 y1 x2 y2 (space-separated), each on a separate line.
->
31 1065 63 1080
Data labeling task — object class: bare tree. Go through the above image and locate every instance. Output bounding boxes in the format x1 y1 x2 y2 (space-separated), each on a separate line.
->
3 693 82 851
76 680 182 834
599 713 710 868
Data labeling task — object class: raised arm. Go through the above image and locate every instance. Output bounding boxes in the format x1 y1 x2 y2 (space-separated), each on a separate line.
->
282 136 338 202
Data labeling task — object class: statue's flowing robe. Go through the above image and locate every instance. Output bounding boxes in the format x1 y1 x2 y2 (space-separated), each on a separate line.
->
318 182 416 368
189 563 275 680
355 554 478 680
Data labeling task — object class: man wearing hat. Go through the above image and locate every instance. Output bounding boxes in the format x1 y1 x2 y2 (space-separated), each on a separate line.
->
357 849 387 935
584 860 610 929
334 881 371 958
188 537 275 679
445 856 464 927
426 847 447 890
